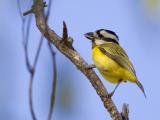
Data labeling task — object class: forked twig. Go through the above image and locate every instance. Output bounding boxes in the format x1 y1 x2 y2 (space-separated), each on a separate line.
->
17 1 37 119
17 0 56 120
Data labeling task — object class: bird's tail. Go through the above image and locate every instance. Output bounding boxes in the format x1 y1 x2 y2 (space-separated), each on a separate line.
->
136 80 147 98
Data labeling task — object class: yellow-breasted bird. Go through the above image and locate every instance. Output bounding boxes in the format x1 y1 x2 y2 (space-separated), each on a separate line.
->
84 29 146 98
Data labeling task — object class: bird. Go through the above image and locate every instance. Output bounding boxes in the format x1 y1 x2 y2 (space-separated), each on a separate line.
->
84 29 146 98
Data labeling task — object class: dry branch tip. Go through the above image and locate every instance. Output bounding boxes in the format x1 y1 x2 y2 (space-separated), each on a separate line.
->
23 9 33 16
60 21 74 50
62 21 68 40
121 103 129 120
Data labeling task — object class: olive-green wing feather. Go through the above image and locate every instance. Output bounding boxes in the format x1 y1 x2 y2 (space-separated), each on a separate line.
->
99 43 147 97
99 43 136 76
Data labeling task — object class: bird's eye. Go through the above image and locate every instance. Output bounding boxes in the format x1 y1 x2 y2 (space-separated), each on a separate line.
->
98 33 104 39
96 30 104 39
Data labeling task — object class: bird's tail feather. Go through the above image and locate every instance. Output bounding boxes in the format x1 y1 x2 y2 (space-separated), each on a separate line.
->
136 80 147 98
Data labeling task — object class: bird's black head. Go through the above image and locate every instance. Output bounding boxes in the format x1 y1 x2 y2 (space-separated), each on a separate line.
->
85 29 119 45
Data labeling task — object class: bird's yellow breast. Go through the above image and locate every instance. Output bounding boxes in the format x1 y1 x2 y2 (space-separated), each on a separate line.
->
92 46 136 84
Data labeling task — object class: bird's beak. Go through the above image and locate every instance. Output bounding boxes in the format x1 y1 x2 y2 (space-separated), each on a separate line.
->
84 32 94 40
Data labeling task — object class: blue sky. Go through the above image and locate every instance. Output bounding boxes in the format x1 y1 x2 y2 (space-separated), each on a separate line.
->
0 0 160 120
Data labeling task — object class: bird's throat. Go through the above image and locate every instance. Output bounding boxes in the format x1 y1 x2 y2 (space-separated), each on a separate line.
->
92 43 97 49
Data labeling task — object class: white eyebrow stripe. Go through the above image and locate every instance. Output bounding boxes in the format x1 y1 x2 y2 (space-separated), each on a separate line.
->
100 30 118 41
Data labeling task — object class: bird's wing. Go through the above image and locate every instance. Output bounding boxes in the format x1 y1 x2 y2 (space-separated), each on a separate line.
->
98 43 136 76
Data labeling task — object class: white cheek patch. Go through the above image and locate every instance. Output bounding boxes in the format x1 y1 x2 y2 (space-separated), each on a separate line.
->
95 39 107 45
100 30 118 41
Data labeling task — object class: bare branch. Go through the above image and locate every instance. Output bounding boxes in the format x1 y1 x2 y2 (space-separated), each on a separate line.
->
61 22 74 50
43 0 58 119
23 1 47 16
17 0 32 72
47 43 57 120
121 104 129 120
17 1 37 120
28 72 36 120
27 0 124 120
23 9 33 16
25 16 33 72
23 1 57 120
33 36 44 69
62 21 68 40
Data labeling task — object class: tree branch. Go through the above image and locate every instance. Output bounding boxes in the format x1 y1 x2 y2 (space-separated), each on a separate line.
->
26 0 124 119
121 104 129 120
19 0 58 120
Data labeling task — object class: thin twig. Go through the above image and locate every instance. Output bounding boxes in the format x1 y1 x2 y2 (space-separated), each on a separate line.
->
17 1 37 120
25 15 33 72
24 0 57 119
29 71 36 120
43 0 58 119
34 0 53 72
17 0 32 72
33 35 44 69
29 0 123 120
26 15 37 120
47 43 57 120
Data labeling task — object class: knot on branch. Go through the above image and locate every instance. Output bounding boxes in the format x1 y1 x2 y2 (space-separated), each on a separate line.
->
121 103 129 120
60 21 74 50
23 1 47 16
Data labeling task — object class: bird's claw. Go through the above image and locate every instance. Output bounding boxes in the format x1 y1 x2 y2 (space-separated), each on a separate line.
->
107 92 114 98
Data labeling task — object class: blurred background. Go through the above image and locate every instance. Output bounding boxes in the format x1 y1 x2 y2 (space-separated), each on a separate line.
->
0 0 160 120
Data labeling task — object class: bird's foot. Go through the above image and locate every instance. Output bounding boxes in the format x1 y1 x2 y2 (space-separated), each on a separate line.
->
102 92 114 99
107 92 114 98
